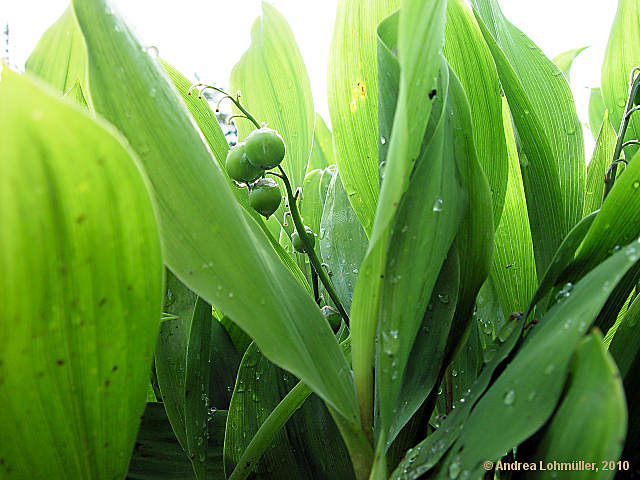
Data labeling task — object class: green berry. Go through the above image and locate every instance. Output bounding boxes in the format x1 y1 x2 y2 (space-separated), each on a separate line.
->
225 143 263 183
321 305 342 332
248 178 282 218
245 127 286 170
291 225 315 253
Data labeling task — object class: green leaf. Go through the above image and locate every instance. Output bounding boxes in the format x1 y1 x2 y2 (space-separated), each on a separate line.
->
127 403 226 480
351 1 447 440
25 7 87 95
584 110 616 215
569 148 640 279
319 171 368 312
552 46 589 82
589 88 607 140
473 1 583 276
387 247 460 445
230 2 314 190
520 332 626 480
0 68 163 479
432 241 640 479
224 344 354 479
525 211 597 316
443 0 508 224
389 318 526 480
160 59 229 168
609 293 640 377
473 0 585 233
301 169 326 239
602 0 640 148
489 97 537 318
308 114 335 171
63 79 88 107
327 0 400 234
72 0 359 425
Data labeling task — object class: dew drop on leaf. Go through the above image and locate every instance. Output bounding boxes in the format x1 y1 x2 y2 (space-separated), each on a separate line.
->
503 390 516 405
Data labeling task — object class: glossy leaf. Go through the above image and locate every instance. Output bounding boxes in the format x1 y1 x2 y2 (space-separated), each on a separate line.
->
610 293 640 377
490 97 537 318
473 1 581 276
127 403 226 480
352 1 447 439
230 2 314 189
390 317 526 480
0 68 163 479
72 0 359 425
308 114 335 171
319 171 368 312
433 241 640 479
25 7 87 95
521 332 626 480
589 88 607 140
552 46 589 82
443 0 507 224
224 344 354 480
584 110 616 215
473 0 585 234
328 0 399 233
602 0 640 145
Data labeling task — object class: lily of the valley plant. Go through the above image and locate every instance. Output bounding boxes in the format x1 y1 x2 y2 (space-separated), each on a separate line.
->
3 0 640 479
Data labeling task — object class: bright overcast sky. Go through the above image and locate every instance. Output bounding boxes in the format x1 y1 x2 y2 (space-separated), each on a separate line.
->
3 0 619 152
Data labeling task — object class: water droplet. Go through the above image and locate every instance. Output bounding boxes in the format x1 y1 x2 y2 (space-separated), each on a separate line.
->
438 293 450 304
554 282 573 301
503 390 516 405
528 391 536 401
452 369 458 377
634 181 640 190
432 197 443 212
380 137 387 145
401 225 409 233
228 292 234 298
114 24 122 32
449 458 463 479
545 364 555 375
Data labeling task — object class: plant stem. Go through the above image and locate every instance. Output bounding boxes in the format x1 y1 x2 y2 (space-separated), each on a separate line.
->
603 69 640 200
277 165 351 325
312 269 320 305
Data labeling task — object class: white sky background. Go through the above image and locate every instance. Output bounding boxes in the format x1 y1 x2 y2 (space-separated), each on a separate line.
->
3 0 618 154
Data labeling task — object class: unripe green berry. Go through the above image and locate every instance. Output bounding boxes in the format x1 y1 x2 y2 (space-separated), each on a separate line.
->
245 127 286 170
248 178 282 218
291 225 315 253
225 143 263 183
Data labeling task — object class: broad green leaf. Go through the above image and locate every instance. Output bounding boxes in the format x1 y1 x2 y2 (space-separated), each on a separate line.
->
352 1 447 440
490 97 536 318
319 171 368 312
570 148 640 279
609 293 640 377
160 59 229 168
525 211 597 317
224 344 354 480
442 67 494 364
589 88 607 140
443 0 508 224
308 114 335 171
72 0 359 425
387 247 460 445
301 169 325 238
594 263 640 334
230 3 314 189
0 69 163 479
552 46 589 82
521 332 626 480
584 110 616 215
602 0 640 148
473 19 562 279
327 0 399 234
603 289 634 348
25 7 87 95
389 318 526 480
432 241 640 479
473 0 585 234
127 403 226 480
